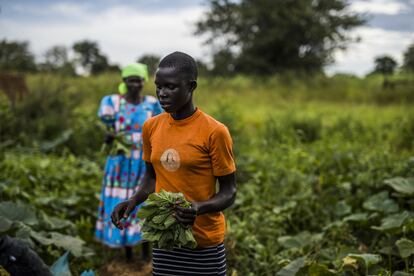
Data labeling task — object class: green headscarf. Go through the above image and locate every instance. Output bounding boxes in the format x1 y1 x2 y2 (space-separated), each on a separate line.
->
118 63 149 94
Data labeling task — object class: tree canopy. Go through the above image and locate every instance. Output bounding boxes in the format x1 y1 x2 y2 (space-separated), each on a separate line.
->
0 40 37 72
403 43 414 73
73 40 118 75
374 55 398 76
196 0 365 75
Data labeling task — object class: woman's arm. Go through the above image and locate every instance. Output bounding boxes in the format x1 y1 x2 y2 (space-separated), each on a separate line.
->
111 162 156 229
174 172 237 226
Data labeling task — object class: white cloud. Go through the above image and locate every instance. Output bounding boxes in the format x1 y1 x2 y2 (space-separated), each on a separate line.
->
351 0 408 15
326 26 414 76
0 3 207 66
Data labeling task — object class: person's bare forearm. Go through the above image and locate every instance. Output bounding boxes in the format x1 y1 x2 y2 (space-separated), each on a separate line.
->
196 173 236 215
174 173 236 225
130 162 156 206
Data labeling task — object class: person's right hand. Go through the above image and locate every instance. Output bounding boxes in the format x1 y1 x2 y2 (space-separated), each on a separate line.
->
111 199 136 229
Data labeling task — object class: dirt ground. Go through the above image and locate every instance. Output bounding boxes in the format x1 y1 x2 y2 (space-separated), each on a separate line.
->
98 256 152 276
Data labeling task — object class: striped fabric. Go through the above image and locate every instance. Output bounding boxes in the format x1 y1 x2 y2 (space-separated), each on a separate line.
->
152 243 226 276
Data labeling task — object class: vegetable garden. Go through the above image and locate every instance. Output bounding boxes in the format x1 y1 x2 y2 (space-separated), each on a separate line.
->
0 73 413 275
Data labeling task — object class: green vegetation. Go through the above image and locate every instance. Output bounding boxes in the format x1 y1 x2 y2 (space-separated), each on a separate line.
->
0 73 413 275
137 190 197 250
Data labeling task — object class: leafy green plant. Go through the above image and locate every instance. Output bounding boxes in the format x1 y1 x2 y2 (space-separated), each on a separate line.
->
137 190 197 250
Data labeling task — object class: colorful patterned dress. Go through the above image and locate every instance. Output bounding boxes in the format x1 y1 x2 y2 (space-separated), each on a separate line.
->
95 94 162 247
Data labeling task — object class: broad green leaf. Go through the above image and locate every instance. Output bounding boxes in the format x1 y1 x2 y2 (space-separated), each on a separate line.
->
334 200 351 217
384 177 414 196
39 212 74 230
277 232 322 249
396 238 414 258
31 231 86 257
372 211 412 231
0 217 12 232
347 254 382 268
343 213 369 222
392 271 413 276
50 232 86 257
0 201 37 226
363 191 399 214
308 263 336 276
31 230 55 246
276 257 306 276
273 201 297 215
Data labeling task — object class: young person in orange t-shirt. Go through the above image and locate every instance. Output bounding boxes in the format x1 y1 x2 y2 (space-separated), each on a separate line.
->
111 51 237 275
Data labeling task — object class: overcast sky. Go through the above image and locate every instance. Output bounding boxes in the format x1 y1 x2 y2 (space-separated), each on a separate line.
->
1 0 413 76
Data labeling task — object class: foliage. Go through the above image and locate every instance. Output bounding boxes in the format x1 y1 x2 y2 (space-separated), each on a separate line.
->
137 190 197 250
403 42 414 72
0 150 101 268
374 55 398 76
73 40 119 75
0 39 37 72
1 73 414 274
196 0 365 75
39 45 76 76
137 54 161 76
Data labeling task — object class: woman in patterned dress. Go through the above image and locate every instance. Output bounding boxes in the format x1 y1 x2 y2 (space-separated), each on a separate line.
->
95 63 162 260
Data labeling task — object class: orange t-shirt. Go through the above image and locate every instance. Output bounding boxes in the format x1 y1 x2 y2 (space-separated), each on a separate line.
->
142 108 236 247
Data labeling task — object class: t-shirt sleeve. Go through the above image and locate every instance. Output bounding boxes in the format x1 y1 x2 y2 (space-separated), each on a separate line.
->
209 124 236 176
142 120 152 162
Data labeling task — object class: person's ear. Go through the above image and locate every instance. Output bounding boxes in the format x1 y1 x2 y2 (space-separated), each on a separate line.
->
189 80 197 92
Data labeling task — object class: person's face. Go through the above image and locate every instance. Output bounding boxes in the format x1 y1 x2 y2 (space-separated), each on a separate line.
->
154 67 196 114
124 76 144 93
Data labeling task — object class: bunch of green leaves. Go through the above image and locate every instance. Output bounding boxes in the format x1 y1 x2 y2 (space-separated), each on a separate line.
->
137 190 197 250
97 123 135 158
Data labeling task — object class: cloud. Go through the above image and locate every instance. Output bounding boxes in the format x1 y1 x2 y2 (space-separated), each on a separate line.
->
351 0 408 15
327 27 414 76
0 3 207 65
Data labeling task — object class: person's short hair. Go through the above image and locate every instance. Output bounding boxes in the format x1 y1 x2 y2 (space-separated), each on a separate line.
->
159 52 198 81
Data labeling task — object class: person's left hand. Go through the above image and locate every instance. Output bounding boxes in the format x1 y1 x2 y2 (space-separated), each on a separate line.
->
173 201 199 227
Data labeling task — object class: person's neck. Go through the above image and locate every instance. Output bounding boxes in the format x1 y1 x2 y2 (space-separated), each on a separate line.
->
171 102 196 120
125 91 141 104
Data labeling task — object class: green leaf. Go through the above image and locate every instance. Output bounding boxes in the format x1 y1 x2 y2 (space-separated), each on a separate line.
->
392 271 413 276
276 257 306 276
343 213 369 223
0 217 12 232
0 201 37 226
396 238 414 258
278 232 321 249
372 211 412 231
363 191 399 214
384 177 414 196
346 254 382 268
334 200 351 217
308 263 336 276
31 231 87 257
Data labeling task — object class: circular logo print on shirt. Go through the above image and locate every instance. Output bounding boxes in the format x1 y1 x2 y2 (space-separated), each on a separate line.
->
160 149 181 172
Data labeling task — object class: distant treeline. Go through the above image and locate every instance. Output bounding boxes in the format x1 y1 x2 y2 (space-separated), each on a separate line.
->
1 0 414 76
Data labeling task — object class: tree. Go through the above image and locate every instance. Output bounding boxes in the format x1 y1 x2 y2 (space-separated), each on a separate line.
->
374 55 397 88
374 56 397 75
195 0 365 75
137 54 161 76
40 45 76 76
72 40 113 75
0 40 37 72
403 43 414 73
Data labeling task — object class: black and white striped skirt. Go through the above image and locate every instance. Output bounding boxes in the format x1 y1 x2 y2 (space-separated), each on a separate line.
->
152 243 226 276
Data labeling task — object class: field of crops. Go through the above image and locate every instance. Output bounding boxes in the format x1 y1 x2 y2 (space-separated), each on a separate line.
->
1 73 413 275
